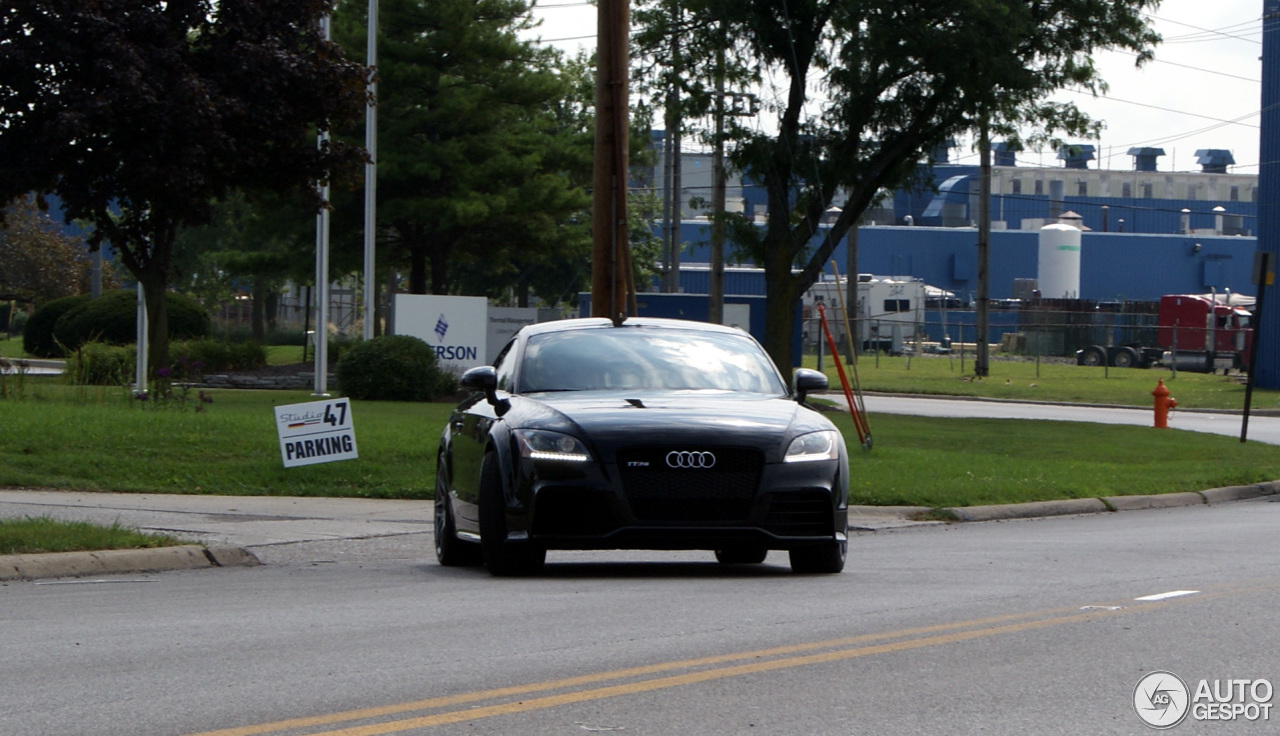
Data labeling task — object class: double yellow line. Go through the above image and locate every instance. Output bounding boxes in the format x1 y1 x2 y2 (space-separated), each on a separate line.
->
186 583 1265 736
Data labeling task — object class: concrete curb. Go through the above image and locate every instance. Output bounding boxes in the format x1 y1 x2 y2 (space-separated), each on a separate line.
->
1199 480 1280 504
852 480 1280 525
949 498 1109 522
0 545 260 582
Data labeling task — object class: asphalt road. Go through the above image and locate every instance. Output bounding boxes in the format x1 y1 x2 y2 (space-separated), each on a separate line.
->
3 498 1278 736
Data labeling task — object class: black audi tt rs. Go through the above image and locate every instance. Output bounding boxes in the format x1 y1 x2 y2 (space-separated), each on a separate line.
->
434 317 850 575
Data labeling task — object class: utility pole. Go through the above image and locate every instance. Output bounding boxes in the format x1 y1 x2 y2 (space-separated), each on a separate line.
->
1254 0 1280 387
975 121 991 377
662 2 681 295
591 0 635 320
708 41 726 325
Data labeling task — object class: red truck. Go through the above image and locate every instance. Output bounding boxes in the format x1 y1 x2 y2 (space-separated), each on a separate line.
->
1076 294 1254 372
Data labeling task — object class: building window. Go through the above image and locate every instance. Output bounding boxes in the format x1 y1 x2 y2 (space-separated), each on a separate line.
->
1010 179 1022 195
1076 180 1086 196
1231 186 1240 202
1187 184 1197 201
1142 183 1153 199
1034 179 1043 195
1122 182 1132 198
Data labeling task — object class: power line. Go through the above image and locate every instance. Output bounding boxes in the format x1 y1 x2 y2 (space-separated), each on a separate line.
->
1147 12 1262 45
1060 88 1260 129
1112 50 1260 83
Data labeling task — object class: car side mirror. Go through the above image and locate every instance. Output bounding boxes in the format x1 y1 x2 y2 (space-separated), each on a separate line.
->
461 365 510 416
792 368 828 405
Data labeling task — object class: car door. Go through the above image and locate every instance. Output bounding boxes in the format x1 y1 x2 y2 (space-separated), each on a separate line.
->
448 341 516 531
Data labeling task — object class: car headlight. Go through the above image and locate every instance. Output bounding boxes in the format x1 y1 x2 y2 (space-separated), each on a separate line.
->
784 430 840 463
514 429 592 463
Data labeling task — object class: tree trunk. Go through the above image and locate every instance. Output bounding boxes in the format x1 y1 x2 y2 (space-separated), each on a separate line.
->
266 290 279 333
428 239 451 295
251 278 266 342
140 268 170 378
408 241 428 294
761 235 801 382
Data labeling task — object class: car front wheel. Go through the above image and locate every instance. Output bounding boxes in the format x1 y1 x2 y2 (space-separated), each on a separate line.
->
788 539 847 574
478 451 546 576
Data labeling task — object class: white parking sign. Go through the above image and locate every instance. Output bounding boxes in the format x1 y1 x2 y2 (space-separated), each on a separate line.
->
274 399 358 468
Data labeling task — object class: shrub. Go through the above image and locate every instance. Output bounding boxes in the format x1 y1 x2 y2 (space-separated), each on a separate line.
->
52 289 212 352
171 339 267 374
23 294 90 357
336 335 451 401
7 307 28 337
66 342 135 385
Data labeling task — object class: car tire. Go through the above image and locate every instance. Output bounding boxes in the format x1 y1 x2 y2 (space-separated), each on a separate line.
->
435 459 482 567
788 539 847 574
715 546 768 565
478 451 546 576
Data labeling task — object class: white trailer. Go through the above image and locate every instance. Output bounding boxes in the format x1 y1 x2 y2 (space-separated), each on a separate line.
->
804 275 926 354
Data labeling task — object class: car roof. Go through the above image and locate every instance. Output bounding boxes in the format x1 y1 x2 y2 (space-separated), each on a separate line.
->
516 316 751 339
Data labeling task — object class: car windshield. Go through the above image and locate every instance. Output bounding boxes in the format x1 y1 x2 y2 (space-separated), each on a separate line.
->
518 327 787 395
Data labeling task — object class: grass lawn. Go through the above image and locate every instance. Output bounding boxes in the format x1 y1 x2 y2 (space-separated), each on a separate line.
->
0 335 28 359
4 376 1280 510
808 353 1279 412
0 382 447 499
0 516 187 555
829 411 1280 508
266 344 306 365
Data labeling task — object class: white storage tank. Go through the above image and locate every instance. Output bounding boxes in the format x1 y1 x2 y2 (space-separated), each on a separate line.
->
1037 223 1081 298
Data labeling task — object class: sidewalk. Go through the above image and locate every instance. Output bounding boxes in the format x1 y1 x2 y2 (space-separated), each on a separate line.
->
4 481 1279 581
0 490 433 581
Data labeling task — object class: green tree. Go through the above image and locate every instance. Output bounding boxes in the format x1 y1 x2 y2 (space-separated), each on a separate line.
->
0 0 368 374
332 0 592 299
635 0 1158 376
0 197 117 306
172 190 316 341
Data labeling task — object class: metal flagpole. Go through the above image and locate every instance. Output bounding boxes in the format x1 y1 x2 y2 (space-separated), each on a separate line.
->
363 0 378 341
313 13 332 396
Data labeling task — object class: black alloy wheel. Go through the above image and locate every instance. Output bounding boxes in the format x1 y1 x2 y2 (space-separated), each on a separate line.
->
435 460 482 566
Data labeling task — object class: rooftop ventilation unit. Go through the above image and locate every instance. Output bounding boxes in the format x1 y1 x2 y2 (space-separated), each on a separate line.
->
1195 149 1234 174
992 141 1020 167
1127 147 1165 172
932 138 957 165
1057 144 1096 170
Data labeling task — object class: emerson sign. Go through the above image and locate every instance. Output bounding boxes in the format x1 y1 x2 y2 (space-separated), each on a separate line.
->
274 399 358 468
393 294 487 372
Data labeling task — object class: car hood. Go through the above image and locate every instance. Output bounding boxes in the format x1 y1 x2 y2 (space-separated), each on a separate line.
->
511 391 834 460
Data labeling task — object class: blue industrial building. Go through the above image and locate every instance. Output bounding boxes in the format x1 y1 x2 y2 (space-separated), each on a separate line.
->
654 141 1261 303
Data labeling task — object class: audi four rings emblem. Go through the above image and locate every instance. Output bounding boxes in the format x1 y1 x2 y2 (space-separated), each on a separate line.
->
666 451 716 469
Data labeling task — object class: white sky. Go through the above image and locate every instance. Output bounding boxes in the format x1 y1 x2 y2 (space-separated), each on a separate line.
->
523 0 1263 174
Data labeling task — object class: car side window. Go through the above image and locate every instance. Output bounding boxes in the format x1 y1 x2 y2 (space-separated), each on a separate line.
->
493 341 516 391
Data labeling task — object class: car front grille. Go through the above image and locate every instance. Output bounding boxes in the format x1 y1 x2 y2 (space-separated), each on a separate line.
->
616 446 763 524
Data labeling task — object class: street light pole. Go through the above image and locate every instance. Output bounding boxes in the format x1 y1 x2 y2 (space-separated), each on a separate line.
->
362 0 378 341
